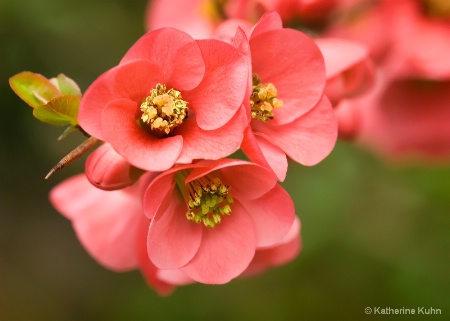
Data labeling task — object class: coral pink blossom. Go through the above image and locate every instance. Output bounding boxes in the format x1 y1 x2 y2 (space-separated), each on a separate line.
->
352 76 450 160
146 0 263 39
155 216 302 286
238 12 338 180
49 174 174 295
78 28 249 172
143 158 296 284
315 37 375 106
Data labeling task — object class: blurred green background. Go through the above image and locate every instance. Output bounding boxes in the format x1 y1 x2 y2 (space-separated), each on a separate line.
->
1 0 449 320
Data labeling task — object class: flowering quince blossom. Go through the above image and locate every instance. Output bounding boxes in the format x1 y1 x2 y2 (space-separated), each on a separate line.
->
235 12 338 181
78 28 249 173
49 173 175 295
324 0 450 159
49 158 298 291
142 158 296 284
146 0 263 39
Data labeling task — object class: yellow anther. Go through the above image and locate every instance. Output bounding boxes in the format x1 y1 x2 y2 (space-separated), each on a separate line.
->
250 74 283 122
140 84 188 137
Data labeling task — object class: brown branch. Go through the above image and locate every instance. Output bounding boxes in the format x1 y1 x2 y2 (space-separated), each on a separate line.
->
45 136 100 179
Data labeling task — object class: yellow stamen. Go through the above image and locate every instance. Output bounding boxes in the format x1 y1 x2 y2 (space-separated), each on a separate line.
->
140 84 188 137
250 74 283 122
182 174 233 229
422 0 450 18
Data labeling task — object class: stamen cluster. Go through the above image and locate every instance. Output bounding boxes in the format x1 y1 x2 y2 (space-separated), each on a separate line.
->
140 83 188 136
250 74 283 122
186 176 234 228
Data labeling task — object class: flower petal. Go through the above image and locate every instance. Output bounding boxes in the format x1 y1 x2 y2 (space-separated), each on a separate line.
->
85 143 141 190
147 190 203 269
135 215 175 295
175 106 247 163
143 171 176 220
186 159 278 200
181 201 256 284
184 39 248 130
250 28 326 125
250 11 283 38
253 96 337 166
49 174 142 271
101 98 183 171
242 128 288 181
120 28 205 91
243 184 295 247
244 217 301 276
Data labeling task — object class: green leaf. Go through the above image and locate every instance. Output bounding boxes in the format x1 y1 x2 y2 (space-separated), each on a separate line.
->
50 74 82 97
33 95 80 127
9 72 62 108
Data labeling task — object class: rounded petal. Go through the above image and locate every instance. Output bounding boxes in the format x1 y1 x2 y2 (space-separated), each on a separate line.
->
250 11 283 38
244 217 301 276
186 159 278 200
250 28 326 125
181 201 256 284
101 98 183 171
120 28 205 91
78 60 162 140
184 39 248 130
135 215 176 295
243 184 295 247
143 171 177 220
175 106 248 163
241 126 288 181
315 37 368 78
253 95 338 165
49 174 142 271
156 269 195 286
146 0 215 39
147 190 203 269
85 143 141 190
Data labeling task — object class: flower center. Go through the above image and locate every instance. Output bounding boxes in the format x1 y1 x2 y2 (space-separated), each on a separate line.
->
422 0 450 18
202 0 228 23
250 74 283 122
176 171 234 229
140 84 188 137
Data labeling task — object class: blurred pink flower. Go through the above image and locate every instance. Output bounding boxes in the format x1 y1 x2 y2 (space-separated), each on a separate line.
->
143 158 296 284
239 12 338 180
326 0 450 159
78 28 249 172
315 37 375 106
146 0 263 39
49 173 175 295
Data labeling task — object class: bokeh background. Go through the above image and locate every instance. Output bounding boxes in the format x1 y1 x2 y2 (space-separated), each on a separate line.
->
1 0 449 320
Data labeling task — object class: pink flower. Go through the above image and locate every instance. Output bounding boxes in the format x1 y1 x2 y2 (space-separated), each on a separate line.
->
145 0 263 39
49 173 175 295
84 143 143 190
143 158 296 284
351 75 450 161
78 28 249 172
155 217 302 285
315 37 375 106
239 12 338 180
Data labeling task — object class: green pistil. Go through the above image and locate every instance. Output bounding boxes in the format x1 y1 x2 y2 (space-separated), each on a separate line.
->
140 84 188 137
176 172 233 229
250 74 283 122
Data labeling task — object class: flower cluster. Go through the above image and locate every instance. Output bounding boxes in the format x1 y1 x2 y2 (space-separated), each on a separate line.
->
32 11 338 295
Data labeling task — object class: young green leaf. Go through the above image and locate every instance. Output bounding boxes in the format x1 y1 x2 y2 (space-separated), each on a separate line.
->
9 72 62 108
50 74 82 97
33 95 80 127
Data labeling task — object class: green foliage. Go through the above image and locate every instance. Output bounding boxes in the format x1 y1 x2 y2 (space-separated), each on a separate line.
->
9 71 81 137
